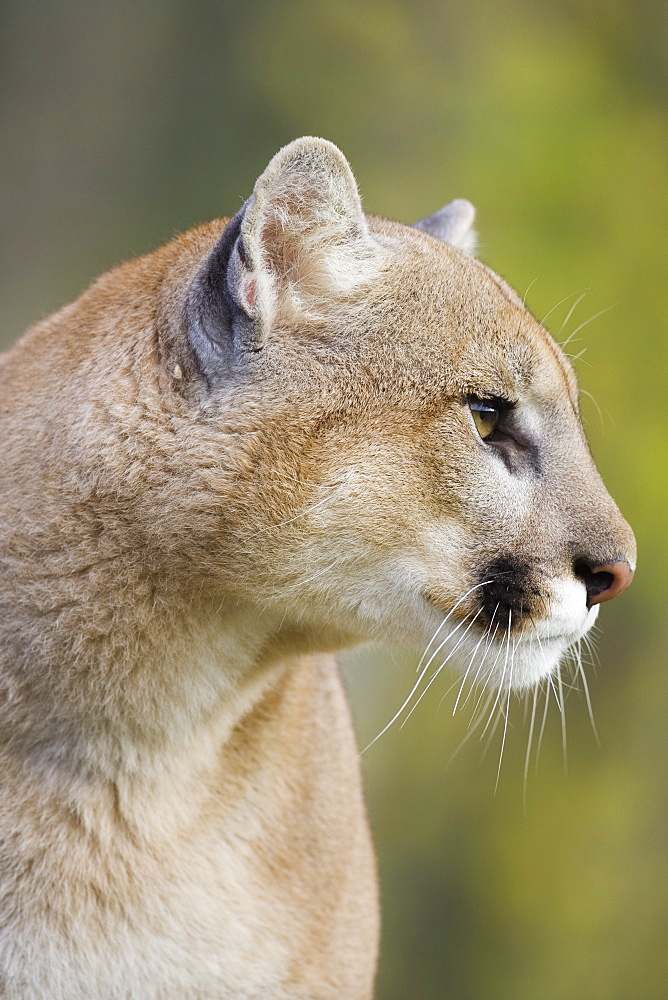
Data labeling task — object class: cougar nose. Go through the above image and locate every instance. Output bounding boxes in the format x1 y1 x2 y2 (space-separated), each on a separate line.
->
574 559 635 607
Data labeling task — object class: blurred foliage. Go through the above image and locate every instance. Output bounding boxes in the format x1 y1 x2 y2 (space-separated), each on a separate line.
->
1 1 666 997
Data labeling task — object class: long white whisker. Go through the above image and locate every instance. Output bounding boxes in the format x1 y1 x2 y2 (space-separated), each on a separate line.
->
416 619 452 676
438 620 492 715
417 606 481 683
436 671 473 713
540 289 588 327
557 669 567 774
445 692 494 768
562 302 617 347
249 487 341 538
452 618 490 715
470 638 505 724
535 682 550 774
557 291 588 336
581 630 601 674
522 278 538 306
481 610 512 741
523 686 539 812
462 619 497 710
401 609 485 727
480 703 503 761
360 658 435 754
361 583 493 754
415 580 492 673
548 673 562 713
495 633 515 793
577 651 600 746
281 557 341 595
579 387 606 429
468 616 503 719
467 688 495 734
522 690 530 728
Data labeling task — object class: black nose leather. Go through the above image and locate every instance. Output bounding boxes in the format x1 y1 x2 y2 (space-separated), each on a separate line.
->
574 559 634 606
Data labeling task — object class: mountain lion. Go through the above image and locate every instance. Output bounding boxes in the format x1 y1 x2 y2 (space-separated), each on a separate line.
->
0 138 635 999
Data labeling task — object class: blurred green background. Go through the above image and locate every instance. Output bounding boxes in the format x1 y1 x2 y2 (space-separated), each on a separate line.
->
1 2 665 997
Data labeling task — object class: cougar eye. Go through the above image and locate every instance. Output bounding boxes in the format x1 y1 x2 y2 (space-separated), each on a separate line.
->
468 396 501 440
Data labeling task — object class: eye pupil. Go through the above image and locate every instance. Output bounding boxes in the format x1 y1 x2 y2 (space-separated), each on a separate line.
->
468 397 500 440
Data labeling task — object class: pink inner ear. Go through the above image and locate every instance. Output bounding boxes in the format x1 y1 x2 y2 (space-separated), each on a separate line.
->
243 276 257 311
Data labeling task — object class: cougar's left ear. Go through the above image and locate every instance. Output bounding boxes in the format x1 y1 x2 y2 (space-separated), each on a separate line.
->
412 199 477 255
189 137 380 371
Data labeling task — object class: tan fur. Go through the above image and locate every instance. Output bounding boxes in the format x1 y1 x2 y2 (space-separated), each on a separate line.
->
0 138 634 998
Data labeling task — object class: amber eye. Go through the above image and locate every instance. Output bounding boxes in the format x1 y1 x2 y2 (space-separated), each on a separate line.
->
468 396 501 440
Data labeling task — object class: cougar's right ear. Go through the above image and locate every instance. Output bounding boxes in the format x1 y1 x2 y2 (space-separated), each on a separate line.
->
412 199 477 255
188 137 380 379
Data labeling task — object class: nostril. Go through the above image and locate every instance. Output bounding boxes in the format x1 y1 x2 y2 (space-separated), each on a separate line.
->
573 558 634 606
573 561 613 604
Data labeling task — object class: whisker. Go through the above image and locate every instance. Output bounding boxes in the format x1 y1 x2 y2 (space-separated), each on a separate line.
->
469 622 505 722
495 631 515 793
481 610 512 741
248 486 342 538
561 302 618 347
416 619 452 676
360 657 435 755
535 682 550 775
281 557 341 595
540 288 588 327
415 580 492 673
576 646 600 746
581 631 601 675
579 387 606 430
548 673 562 713
557 669 567 774
363 584 497 754
523 686 539 812
401 609 485 727
445 691 494 768
451 621 490 715
557 291 588 337
414 614 472 684
522 277 538 307
436 672 473 713
522 690 530 728
467 673 495 731
480 702 503 762
533 630 551 681
463 614 500 712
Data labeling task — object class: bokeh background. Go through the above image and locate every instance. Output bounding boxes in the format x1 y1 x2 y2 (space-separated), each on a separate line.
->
1 2 666 997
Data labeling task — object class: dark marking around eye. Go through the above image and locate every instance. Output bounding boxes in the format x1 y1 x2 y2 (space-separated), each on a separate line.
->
466 394 543 478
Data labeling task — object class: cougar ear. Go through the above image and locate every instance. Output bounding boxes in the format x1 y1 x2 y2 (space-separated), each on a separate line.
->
191 138 379 367
412 199 477 255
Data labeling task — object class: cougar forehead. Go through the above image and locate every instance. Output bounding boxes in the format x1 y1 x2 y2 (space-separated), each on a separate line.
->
244 216 575 415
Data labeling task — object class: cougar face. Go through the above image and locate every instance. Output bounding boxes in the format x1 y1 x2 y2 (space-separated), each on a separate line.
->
170 154 634 696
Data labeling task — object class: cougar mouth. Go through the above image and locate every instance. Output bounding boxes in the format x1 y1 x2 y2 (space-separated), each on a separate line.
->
419 564 597 697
